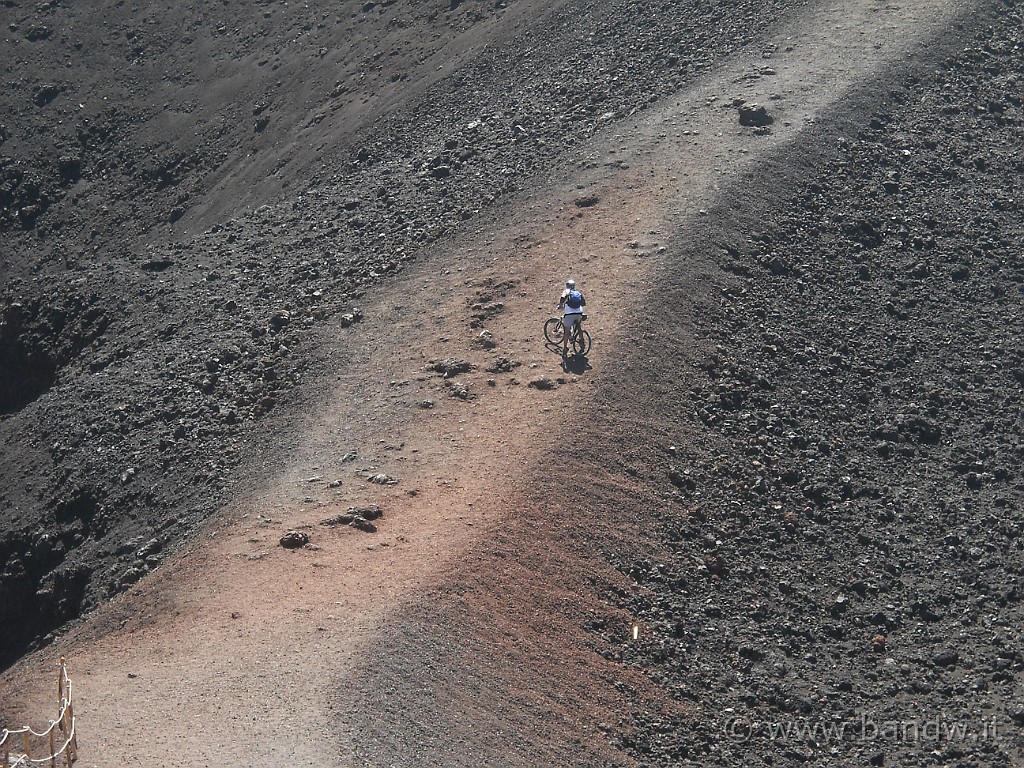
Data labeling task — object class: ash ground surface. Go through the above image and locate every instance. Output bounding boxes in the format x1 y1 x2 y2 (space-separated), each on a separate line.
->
1 0 1023 765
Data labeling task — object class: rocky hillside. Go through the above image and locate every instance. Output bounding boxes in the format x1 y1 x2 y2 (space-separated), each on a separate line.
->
1 0 1023 765
590 4 1024 765
1 0 798 669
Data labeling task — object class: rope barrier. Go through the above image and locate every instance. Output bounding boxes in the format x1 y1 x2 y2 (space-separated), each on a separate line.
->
0 658 77 767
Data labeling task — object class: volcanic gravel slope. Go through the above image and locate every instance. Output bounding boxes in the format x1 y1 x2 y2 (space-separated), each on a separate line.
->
582 5 1024 766
0 0 1023 766
0 0 800 667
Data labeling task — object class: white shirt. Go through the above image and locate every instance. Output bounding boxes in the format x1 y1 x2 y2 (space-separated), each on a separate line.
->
561 289 584 315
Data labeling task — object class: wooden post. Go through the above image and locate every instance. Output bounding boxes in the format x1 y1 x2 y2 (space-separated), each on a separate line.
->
4 743 9 768
22 731 31 759
64 741 73 768
68 703 78 755
49 726 57 766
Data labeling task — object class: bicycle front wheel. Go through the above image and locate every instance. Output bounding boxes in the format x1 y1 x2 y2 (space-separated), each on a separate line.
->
544 317 565 345
572 328 592 356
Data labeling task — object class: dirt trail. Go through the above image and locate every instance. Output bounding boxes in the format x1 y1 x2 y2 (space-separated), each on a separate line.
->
1 1 973 765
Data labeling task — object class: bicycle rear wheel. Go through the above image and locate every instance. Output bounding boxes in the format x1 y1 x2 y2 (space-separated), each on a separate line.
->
572 328 591 356
544 317 565 344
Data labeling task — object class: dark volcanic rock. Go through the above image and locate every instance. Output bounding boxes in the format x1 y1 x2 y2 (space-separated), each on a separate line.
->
429 358 473 377
738 103 773 127
279 531 310 549
321 505 383 529
32 84 61 107
593 6 1024 767
1 1 1021 766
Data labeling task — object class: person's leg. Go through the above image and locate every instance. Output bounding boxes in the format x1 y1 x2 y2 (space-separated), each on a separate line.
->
565 315 579 355
562 316 571 355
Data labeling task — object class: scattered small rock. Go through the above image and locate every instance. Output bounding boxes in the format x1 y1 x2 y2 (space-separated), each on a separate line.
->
25 25 53 41
321 504 383 526
447 380 470 399
474 330 497 349
279 531 309 549
269 309 291 330
486 356 519 373
339 309 363 327
667 467 696 491
321 504 382 533
349 516 377 533
140 257 173 272
738 103 774 127
32 84 61 107
350 504 383 520
429 358 473 377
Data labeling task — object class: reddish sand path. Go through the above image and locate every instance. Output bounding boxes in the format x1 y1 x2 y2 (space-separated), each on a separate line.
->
1 2 972 764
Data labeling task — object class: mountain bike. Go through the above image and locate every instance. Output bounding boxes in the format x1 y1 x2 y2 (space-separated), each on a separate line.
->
543 313 591 355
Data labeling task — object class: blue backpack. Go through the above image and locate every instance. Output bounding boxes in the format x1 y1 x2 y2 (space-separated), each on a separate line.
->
566 289 584 309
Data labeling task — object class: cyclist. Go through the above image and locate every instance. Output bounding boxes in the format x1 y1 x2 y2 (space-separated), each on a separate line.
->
557 278 586 356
